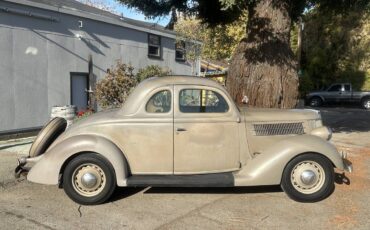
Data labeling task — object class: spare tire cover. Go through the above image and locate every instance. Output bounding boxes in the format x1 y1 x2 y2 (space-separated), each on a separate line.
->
29 117 67 158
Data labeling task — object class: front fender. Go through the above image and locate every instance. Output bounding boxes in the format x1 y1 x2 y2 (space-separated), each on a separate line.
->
27 135 129 186
234 135 344 186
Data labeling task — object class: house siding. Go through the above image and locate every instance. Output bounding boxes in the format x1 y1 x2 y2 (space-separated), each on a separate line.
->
0 1 198 132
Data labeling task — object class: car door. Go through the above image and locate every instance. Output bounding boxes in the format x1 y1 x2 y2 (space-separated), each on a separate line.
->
324 84 343 102
341 84 352 102
173 85 240 174
120 87 174 174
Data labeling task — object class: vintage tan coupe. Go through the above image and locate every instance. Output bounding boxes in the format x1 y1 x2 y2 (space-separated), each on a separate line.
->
16 76 352 205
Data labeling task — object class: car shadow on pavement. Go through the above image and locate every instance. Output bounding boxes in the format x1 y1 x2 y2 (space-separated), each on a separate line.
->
108 186 282 202
143 185 282 195
109 177 349 202
315 106 370 133
110 187 148 202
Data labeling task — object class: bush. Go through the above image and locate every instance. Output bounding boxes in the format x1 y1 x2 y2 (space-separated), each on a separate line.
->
95 61 138 109
136 65 171 82
95 63 172 110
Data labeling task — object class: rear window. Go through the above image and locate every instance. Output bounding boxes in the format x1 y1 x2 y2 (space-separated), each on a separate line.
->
146 90 171 113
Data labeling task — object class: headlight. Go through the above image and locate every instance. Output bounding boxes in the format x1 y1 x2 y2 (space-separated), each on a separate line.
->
310 126 332 140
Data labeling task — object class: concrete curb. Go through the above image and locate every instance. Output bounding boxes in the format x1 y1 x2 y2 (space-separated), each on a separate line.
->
0 137 35 150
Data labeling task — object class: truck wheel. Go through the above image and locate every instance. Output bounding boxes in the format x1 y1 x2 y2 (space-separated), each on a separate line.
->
63 153 116 205
361 97 370 110
281 153 334 202
309 97 322 107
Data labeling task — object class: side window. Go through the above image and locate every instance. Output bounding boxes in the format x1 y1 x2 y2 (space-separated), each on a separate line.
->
148 34 161 58
328 84 342 92
146 90 171 113
179 89 229 113
175 41 186 61
344 84 351 91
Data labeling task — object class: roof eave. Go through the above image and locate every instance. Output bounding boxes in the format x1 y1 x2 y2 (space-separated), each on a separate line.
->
2 0 178 39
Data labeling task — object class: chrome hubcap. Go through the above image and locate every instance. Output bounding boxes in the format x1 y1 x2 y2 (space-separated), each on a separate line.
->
291 161 325 194
81 173 97 188
72 163 106 197
300 170 316 185
364 100 370 109
310 99 319 107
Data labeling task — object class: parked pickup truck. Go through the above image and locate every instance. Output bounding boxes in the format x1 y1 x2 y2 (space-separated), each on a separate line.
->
16 76 352 205
306 83 370 109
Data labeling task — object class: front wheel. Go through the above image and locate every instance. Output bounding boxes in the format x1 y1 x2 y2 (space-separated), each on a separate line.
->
281 153 334 202
309 97 323 107
63 153 116 205
361 97 370 110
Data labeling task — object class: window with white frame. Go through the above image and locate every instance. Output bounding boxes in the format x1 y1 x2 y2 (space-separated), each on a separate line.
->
148 34 161 58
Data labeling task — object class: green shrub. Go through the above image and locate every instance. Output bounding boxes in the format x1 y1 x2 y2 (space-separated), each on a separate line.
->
136 65 171 82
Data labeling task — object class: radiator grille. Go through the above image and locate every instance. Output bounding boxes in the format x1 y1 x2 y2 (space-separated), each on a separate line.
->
253 123 304 136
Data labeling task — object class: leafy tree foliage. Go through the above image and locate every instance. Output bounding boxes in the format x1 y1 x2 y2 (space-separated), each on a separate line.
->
300 7 370 95
118 0 368 25
118 0 369 108
174 13 246 61
77 0 118 13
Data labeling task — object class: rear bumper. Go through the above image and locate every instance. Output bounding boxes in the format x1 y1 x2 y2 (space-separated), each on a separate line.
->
339 151 353 173
14 155 42 178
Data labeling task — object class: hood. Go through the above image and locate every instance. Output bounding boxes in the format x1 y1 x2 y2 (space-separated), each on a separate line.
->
240 107 321 122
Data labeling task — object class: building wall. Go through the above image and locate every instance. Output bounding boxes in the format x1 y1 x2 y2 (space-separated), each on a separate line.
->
0 1 198 132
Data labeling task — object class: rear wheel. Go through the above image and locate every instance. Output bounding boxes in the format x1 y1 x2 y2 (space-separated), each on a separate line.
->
361 97 370 110
63 153 116 205
309 97 323 107
281 153 334 202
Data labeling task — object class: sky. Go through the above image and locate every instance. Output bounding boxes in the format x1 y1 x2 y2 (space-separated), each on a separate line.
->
104 0 170 26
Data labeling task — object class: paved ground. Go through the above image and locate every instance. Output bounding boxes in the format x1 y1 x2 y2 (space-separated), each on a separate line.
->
0 107 369 230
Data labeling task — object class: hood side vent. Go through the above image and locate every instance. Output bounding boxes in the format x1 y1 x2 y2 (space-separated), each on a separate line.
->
253 123 304 136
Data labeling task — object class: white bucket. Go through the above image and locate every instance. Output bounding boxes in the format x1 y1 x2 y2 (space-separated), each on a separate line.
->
51 105 77 127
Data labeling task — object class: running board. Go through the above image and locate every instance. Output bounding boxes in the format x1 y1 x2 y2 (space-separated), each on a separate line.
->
126 173 234 187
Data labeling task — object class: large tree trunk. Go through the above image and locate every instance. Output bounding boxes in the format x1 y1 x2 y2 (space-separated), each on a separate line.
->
226 0 298 108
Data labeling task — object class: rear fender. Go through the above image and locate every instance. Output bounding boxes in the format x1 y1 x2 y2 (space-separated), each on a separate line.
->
27 135 129 186
234 135 344 186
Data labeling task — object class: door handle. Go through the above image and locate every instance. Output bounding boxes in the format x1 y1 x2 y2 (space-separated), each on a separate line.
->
176 128 187 132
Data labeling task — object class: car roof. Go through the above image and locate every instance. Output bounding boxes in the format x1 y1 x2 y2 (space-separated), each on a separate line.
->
140 76 224 89
120 76 228 115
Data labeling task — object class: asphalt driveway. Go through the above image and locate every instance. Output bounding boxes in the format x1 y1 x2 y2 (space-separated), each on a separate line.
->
0 107 369 230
